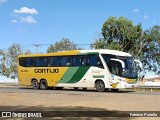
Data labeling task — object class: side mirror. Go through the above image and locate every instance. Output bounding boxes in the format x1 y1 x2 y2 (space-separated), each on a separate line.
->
110 58 125 76
134 59 143 69
110 58 125 68
110 58 127 76
134 59 144 81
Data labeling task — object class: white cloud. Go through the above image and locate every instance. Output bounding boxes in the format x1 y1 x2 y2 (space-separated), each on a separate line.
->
132 8 139 13
11 20 17 23
20 16 37 24
0 0 7 5
144 15 149 19
13 7 38 14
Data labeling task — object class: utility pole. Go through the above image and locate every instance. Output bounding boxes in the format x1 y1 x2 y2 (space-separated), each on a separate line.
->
33 44 41 53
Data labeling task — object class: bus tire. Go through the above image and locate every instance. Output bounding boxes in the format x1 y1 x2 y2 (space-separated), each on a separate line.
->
32 79 39 89
95 81 105 92
40 80 48 90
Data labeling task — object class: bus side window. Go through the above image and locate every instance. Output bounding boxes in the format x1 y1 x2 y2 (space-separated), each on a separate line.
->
110 61 122 76
86 56 90 66
73 56 80 66
52 57 60 66
88 55 97 66
60 57 67 66
96 56 104 68
43 57 48 66
72 55 87 66
66 57 72 66
19 58 27 67
29 58 36 67
80 56 86 66
36 57 48 67
47 57 52 66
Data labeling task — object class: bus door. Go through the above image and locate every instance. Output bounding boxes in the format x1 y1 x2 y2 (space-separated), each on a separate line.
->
108 59 125 88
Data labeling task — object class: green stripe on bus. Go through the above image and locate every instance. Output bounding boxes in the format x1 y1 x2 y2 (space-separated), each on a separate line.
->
66 66 90 83
93 75 104 78
59 67 79 83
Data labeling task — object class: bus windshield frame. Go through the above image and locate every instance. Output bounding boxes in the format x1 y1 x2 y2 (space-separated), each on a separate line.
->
102 54 138 79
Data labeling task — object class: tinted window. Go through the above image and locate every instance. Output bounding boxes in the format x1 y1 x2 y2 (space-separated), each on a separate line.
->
110 60 122 76
72 56 81 66
72 55 103 68
46 57 60 67
19 54 103 68
19 58 27 67
86 55 97 66
28 58 36 67
72 55 86 66
36 57 48 67
66 57 72 66
60 57 67 66
47 57 53 66
96 55 103 68
52 57 60 66
79 56 86 66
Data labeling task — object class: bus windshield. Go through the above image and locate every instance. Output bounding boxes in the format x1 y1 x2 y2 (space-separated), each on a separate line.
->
102 54 138 79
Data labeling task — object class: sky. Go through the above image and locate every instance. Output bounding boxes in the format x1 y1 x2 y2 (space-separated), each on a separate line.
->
0 0 160 53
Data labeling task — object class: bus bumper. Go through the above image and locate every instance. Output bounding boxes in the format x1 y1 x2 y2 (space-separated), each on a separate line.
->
121 82 139 88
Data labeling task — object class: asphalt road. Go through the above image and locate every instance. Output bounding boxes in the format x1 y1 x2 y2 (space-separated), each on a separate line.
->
0 86 160 95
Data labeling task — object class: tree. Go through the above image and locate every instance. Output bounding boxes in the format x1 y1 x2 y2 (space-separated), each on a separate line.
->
142 26 160 74
92 17 143 52
7 44 23 76
0 49 9 77
47 38 80 53
91 16 160 75
0 43 31 77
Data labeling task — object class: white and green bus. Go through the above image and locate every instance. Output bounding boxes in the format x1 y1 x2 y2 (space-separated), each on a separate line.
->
18 49 142 92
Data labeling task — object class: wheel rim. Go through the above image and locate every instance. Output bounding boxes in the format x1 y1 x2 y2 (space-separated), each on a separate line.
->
96 81 105 92
97 83 104 90
41 81 46 89
33 81 38 88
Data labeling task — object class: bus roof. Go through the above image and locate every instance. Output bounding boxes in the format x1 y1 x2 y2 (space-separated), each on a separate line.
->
18 49 132 58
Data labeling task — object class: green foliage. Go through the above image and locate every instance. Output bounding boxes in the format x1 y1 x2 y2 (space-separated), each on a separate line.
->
47 38 80 53
100 16 143 52
0 43 31 77
0 63 10 77
91 16 160 75
7 44 23 76
142 26 160 74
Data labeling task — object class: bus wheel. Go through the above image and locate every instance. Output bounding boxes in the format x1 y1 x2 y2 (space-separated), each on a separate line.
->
95 81 105 92
111 89 119 92
40 80 48 90
32 79 39 89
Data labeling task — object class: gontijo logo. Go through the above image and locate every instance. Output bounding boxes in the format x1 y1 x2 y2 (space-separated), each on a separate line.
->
34 68 59 73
